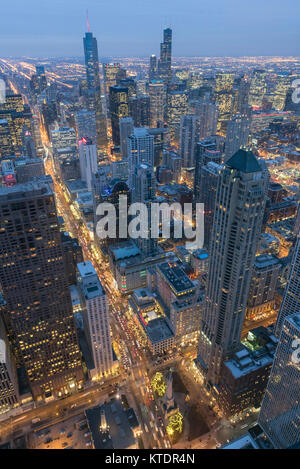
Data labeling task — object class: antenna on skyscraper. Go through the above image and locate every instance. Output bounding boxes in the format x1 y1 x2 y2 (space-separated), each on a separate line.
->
86 9 90 32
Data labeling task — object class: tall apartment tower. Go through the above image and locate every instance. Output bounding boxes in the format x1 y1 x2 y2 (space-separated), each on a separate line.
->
83 31 107 148
127 128 154 188
149 54 157 80
109 86 129 146
149 80 165 127
258 313 300 449
179 114 198 169
249 69 267 108
196 150 268 387
78 262 113 379
79 137 98 191
225 113 251 161
275 234 300 337
0 180 83 399
131 162 157 257
194 100 219 139
158 28 172 84
119 116 134 159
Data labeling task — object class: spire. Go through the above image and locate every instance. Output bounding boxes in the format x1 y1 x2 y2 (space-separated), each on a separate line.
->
86 9 90 33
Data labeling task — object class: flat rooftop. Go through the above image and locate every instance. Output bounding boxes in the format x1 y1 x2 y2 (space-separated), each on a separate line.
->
157 262 195 295
146 317 174 344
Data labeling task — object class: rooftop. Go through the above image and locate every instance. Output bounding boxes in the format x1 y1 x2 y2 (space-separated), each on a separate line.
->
226 149 262 174
85 400 138 449
157 262 195 295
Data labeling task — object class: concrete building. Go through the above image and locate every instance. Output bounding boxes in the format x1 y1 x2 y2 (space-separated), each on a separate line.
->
275 235 300 336
79 137 98 191
218 327 277 417
246 254 281 321
258 313 300 449
197 150 268 387
77 262 113 380
0 180 83 399
119 116 134 159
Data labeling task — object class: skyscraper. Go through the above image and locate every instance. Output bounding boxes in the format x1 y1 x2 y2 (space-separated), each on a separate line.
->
193 100 219 139
197 150 268 387
79 137 98 191
76 109 97 141
78 262 113 379
127 128 154 188
158 27 172 84
109 86 129 146
132 163 157 256
258 313 300 449
83 31 107 148
0 180 83 399
272 73 291 111
0 296 19 413
149 54 157 81
225 113 251 161
214 73 235 132
119 116 134 159
179 114 199 169
149 80 165 127
275 234 300 337
167 91 188 143
249 70 267 108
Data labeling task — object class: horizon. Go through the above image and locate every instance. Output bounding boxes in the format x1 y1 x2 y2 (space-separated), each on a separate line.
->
0 0 299 57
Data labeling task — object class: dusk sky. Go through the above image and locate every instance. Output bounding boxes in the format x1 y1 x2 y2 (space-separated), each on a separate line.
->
1 0 299 58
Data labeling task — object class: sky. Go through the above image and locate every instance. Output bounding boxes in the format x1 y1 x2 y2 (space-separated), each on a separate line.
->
0 0 299 58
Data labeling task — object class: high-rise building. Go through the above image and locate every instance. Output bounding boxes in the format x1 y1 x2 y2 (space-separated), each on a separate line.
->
78 262 113 379
127 128 154 188
225 113 251 161
50 126 77 155
83 31 107 148
132 163 157 257
193 100 219 139
258 313 300 449
0 180 83 399
272 73 291 111
103 63 125 107
196 150 268 387
167 91 188 143
214 73 235 132
249 70 267 108
149 80 165 127
234 77 251 115
246 254 281 321
76 109 97 141
149 54 157 80
109 86 129 146
179 114 198 169
129 95 150 128
158 27 172 84
194 136 224 201
275 234 300 337
119 116 134 159
0 296 19 413
0 119 13 158
79 137 98 191
196 161 222 249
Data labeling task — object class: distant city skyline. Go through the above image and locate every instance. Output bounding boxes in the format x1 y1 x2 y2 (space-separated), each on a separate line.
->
0 0 300 57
